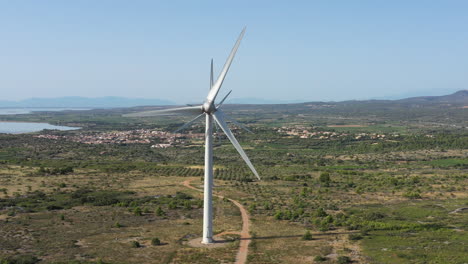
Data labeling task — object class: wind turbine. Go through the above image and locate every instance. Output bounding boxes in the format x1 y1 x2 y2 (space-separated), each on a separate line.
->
124 28 260 244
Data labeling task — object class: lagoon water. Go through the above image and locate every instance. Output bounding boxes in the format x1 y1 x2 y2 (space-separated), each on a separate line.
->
0 122 79 134
0 108 85 133
0 107 90 115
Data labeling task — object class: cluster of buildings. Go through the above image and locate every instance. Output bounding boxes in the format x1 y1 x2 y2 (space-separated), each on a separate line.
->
354 133 389 140
34 129 204 148
277 126 398 140
35 134 61 140
277 126 349 139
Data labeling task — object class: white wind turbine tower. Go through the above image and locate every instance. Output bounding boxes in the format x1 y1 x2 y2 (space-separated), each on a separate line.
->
124 28 260 244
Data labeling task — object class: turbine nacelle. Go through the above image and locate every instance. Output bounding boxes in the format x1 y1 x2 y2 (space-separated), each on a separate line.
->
202 101 217 114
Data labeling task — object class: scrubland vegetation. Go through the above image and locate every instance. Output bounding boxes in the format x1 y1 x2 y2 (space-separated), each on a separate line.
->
0 98 467 263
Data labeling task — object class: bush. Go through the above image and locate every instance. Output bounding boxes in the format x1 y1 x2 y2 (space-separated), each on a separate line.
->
363 211 386 221
130 241 141 248
50 166 74 175
46 205 64 211
349 233 363 240
175 192 192 200
360 227 370 236
183 201 192 210
274 210 284 220
302 230 313 240
313 256 327 262
403 191 422 199
133 207 142 216
315 208 328 217
319 172 331 185
319 222 330 232
151 237 161 246
156 206 165 216
337 256 352 264
168 201 177 209
0 255 40 264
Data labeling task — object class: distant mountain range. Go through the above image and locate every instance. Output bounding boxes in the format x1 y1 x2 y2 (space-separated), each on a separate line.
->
226 98 306 104
0 96 176 108
228 90 468 105
227 90 468 105
1 90 466 108
397 90 468 104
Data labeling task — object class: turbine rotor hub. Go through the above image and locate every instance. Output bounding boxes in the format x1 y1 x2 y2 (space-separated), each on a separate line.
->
202 101 216 114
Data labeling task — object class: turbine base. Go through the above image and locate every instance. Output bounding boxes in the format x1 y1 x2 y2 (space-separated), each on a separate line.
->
186 236 233 248
201 237 214 244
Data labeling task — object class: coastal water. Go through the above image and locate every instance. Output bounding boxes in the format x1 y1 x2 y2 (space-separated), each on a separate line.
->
0 107 90 115
0 122 79 134
0 108 84 133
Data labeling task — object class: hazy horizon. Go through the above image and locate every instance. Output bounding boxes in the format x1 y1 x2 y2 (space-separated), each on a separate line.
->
0 88 463 106
1 1 468 103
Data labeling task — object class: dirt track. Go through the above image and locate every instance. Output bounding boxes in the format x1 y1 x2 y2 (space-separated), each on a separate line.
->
182 179 251 264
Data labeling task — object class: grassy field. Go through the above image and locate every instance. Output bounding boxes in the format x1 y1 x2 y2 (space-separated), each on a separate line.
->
2 159 466 263
0 101 467 263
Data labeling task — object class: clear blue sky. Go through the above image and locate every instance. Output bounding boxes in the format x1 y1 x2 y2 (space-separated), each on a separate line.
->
1 0 467 103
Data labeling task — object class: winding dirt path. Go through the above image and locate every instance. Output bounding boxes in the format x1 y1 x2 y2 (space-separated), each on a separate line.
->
182 179 251 264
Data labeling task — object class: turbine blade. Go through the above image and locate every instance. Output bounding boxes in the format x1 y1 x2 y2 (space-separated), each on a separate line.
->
174 113 204 133
123 106 202 117
219 109 253 133
213 119 222 144
217 90 232 108
212 110 260 180
206 27 246 103
210 59 214 90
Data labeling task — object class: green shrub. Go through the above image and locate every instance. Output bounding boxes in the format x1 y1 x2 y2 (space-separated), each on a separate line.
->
156 206 165 216
403 191 422 199
337 256 352 264
168 201 177 209
315 208 328 217
175 192 192 200
319 172 331 186
274 210 284 220
183 201 192 210
313 256 327 261
319 222 330 232
133 207 142 216
349 233 363 240
46 205 64 211
360 227 370 236
302 230 313 240
363 211 386 221
130 241 140 248
0 255 40 264
151 237 161 246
